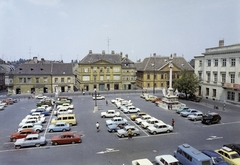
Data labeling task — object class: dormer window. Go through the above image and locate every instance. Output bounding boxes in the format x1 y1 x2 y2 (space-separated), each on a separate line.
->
31 68 33 71
40 68 43 71
19 68 22 70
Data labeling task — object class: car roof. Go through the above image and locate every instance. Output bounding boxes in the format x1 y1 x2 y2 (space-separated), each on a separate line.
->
55 121 67 125
207 112 219 115
61 132 74 136
20 128 35 132
201 150 221 157
155 123 167 126
26 134 39 138
22 123 34 126
157 155 179 163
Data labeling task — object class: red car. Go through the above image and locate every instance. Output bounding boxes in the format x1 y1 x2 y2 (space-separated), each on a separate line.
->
10 128 38 142
51 132 82 145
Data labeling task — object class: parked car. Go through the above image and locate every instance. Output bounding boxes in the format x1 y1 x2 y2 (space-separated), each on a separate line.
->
202 112 221 125
154 154 179 165
22 115 45 123
117 125 140 138
18 123 43 133
215 146 240 165
51 132 82 145
132 158 153 165
130 112 149 121
135 115 152 124
48 122 71 132
57 103 74 110
148 123 173 135
0 105 4 110
223 144 240 155
176 106 189 114
2 99 13 105
180 109 201 117
145 95 156 101
152 97 162 103
120 104 133 111
201 150 230 165
101 110 120 118
14 134 47 149
54 108 73 116
141 118 164 129
30 107 50 116
122 106 141 113
105 117 127 126
111 98 124 104
10 128 38 142
116 100 132 109
107 123 129 132
7 98 18 103
187 112 204 121
18 119 42 127
92 95 105 100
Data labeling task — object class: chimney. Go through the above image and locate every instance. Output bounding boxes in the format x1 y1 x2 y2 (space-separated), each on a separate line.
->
153 53 156 57
33 57 37 64
89 50 92 54
125 54 128 58
102 50 105 54
111 50 115 54
174 53 176 57
219 40 224 47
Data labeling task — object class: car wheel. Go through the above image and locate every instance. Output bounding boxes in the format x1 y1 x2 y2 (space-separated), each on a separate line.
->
72 141 75 144
111 130 115 133
49 129 53 133
167 130 170 133
12 138 16 142
54 142 58 145
35 143 41 147
194 118 197 121
36 130 40 133
133 133 137 136
79 139 82 143
128 111 130 114
121 134 125 138
103 116 106 118
69 123 72 127
15 145 21 149
153 131 157 135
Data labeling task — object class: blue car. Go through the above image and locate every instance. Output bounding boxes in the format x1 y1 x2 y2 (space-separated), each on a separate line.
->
180 109 200 117
48 122 71 132
201 150 230 165
107 123 129 132
30 107 50 116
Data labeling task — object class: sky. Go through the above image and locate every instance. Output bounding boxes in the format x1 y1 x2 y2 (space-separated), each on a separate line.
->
0 0 240 63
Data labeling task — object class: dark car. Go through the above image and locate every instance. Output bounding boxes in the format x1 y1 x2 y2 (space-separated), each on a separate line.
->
201 150 230 165
223 144 240 155
202 112 221 125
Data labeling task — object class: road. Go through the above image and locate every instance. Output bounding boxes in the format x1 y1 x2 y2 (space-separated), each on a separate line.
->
0 93 240 165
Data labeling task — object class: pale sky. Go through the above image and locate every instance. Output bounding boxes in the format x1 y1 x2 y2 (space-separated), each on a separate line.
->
0 0 239 63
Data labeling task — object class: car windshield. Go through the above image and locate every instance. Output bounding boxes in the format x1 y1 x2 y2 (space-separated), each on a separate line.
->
230 153 240 159
204 115 213 119
212 157 225 163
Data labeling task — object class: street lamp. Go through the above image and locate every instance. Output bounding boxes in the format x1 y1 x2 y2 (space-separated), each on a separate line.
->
94 88 97 106
152 63 155 94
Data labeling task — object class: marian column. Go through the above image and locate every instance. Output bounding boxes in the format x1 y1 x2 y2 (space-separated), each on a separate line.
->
168 54 174 96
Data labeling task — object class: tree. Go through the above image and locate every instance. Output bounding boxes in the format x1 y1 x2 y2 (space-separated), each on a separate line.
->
173 70 200 99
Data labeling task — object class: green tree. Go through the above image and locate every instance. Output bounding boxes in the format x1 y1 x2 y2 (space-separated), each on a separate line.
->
173 70 200 99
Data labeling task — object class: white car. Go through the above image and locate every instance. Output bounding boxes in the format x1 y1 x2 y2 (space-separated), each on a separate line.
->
22 114 46 123
154 155 179 165
116 100 132 109
148 123 173 135
57 103 74 110
141 118 164 129
122 106 140 113
132 158 153 165
187 112 204 121
101 110 120 118
18 123 43 133
54 108 73 116
18 119 42 127
0 105 4 110
111 98 124 104
0 102 7 107
135 115 152 125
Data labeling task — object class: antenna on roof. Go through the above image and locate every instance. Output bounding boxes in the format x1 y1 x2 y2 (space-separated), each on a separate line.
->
107 37 111 54
28 46 32 59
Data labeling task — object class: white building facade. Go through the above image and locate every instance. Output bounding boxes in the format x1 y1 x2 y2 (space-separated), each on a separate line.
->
195 40 240 105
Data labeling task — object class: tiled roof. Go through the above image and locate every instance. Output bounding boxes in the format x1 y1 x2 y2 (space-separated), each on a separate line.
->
136 56 193 71
52 63 73 75
121 57 136 69
79 53 122 64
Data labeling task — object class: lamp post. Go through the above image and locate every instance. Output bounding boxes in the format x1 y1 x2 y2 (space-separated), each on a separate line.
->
93 88 98 112
152 63 155 94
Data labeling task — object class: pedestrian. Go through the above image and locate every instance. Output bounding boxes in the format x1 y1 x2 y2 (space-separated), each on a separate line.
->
172 119 175 128
168 104 170 110
106 100 108 105
96 122 100 132
128 129 132 139
170 104 173 110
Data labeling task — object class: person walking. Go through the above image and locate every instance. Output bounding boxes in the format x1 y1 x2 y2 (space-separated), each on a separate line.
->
106 99 108 106
172 119 175 128
96 122 100 132
128 129 132 139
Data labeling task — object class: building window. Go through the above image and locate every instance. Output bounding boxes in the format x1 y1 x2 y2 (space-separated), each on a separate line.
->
207 72 210 82
214 73 217 82
43 77 47 83
94 76 96 81
153 73 156 80
222 59 226 67
198 72 202 80
28 78 32 83
113 76 120 80
147 83 150 87
222 73 226 83
67 78 71 83
214 59 218 67
93 67 97 72
36 77 40 83
206 88 209 96
230 74 235 83
23 78 26 83
227 91 235 101
207 60 211 67
199 60 202 67
231 59 236 66
161 74 164 79
147 74 150 79
61 78 64 83
161 83 164 87
19 78 23 83
107 68 110 73
113 68 120 72
82 76 90 81
100 76 103 81
213 89 216 97
100 68 103 73
107 76 110 80
83 68 89 72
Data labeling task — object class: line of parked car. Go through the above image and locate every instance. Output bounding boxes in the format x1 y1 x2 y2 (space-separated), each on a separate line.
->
132 143 240 165
9 96 82 149
0 98 18 110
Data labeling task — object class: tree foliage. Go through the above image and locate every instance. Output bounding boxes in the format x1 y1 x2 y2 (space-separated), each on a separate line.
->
173 70 200 98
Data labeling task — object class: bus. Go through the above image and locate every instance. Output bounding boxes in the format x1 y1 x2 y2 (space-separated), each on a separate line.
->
174 144 212 165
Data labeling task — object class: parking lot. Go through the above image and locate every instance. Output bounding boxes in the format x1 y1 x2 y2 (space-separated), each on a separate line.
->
0 92 240 165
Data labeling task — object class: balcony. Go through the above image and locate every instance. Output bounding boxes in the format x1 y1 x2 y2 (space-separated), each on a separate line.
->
222 83 240 90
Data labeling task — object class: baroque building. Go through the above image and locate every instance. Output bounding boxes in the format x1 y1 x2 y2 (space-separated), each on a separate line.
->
195 40 240 104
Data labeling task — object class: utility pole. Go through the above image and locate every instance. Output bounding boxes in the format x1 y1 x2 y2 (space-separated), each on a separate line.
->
28 47 32 59
107 37 111 54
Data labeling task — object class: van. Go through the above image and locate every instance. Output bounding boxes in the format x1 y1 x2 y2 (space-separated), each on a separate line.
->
51 114 77 126
174 144 212 165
